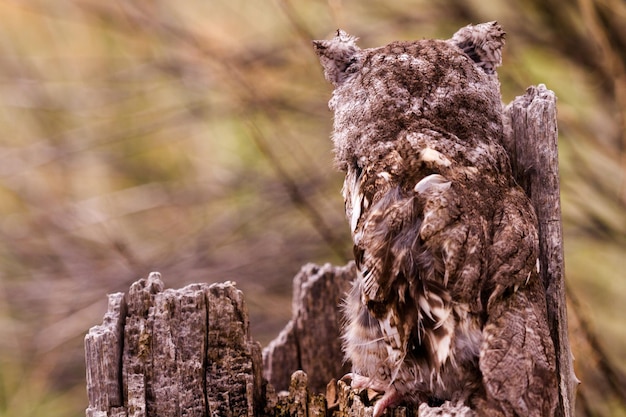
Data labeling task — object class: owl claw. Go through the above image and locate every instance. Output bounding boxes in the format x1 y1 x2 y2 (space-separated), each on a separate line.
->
342 372 369 389
341 373 401 417
342 373 389 391
372 386 400 417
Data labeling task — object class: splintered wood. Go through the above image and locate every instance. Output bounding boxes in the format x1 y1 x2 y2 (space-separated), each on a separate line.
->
85 273 263 417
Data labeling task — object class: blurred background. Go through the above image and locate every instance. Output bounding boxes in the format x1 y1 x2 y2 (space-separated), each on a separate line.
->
0 0 624 416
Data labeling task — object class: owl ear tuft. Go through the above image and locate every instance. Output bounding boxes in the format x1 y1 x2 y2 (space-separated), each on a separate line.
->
450 21 506 75
313 30 361 86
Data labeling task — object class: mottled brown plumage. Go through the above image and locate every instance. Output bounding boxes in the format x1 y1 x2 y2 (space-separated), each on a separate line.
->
313 22 557 417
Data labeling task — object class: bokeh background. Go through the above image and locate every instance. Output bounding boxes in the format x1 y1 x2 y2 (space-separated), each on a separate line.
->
0 1 624 416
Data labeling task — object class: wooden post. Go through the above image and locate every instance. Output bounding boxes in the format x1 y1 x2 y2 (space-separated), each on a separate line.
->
85 273 264 417
504 85 577 417
85 85 574 417
262 263 354 394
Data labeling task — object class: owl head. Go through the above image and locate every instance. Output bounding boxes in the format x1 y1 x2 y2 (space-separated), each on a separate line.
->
313 22 506 170
313 22 505 87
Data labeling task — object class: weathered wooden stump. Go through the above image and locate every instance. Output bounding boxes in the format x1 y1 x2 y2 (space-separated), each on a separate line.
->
504 85 577 417
262 262 354 394
85 275 264 417
85 85 576 417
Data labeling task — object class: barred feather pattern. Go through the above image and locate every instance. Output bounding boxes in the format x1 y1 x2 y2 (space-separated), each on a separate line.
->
315 21 557 417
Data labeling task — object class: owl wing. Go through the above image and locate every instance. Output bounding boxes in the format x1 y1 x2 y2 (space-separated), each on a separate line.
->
476 273 557 417
347 162 457 372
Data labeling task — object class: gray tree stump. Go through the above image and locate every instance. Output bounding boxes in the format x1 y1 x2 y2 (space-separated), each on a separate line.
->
85 85 575 417
85 273 264 417
262 262 354 394
503 85 577 417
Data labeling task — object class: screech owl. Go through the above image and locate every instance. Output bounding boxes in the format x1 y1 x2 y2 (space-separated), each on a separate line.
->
313 22 557 417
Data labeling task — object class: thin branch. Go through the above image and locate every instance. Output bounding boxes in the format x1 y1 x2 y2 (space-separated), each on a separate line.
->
246 122 349 261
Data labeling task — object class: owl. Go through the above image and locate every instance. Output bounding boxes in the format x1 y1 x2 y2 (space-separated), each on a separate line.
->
313 22 557 417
